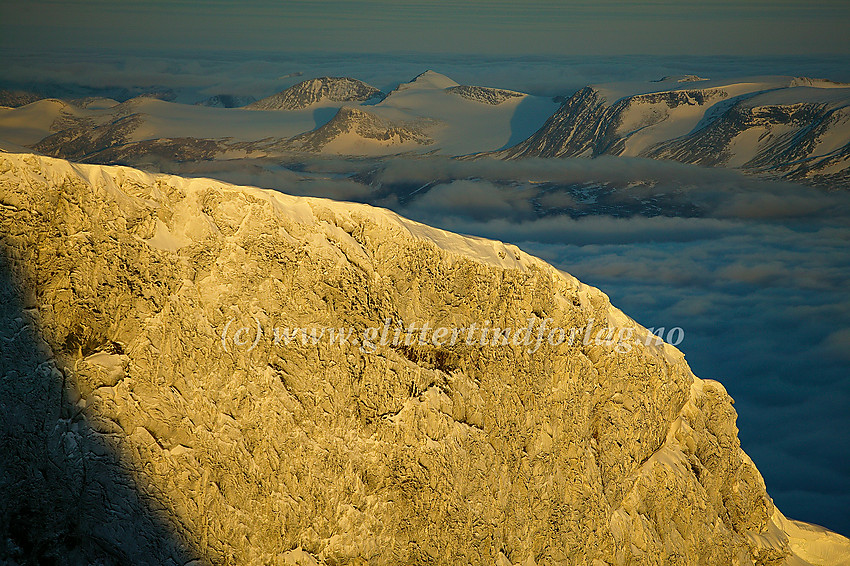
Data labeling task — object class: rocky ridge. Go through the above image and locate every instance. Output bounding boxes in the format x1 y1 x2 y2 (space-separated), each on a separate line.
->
247 77 385 111
446 85 525 105
501 80 850 188
283 106 438 153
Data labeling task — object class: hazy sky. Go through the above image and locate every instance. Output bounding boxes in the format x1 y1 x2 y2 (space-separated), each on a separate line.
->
3 0 850 55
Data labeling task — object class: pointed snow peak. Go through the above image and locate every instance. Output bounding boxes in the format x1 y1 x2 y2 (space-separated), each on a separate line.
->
403 70 460 90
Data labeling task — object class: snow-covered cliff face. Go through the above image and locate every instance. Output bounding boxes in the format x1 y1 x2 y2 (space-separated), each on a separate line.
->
503 79 850 188
1 151 848 565
501 86 613 159
246 77 385 110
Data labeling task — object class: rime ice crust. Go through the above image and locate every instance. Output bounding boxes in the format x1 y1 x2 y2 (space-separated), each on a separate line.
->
1 152 848 565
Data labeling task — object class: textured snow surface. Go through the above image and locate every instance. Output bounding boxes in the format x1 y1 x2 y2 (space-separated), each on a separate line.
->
2 151 849 564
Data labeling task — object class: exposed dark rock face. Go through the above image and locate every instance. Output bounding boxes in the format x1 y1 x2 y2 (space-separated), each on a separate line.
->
247 77 385 111
645 102 850 188
446 86 524 105
502 83 850 188
0 89 44 108
283 106 437 152
503 87 731 159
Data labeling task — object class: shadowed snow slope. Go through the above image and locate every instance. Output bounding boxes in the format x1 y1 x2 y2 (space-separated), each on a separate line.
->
0 150 848 565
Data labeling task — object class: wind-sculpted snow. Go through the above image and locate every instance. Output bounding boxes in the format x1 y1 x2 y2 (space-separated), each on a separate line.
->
2 151 848 565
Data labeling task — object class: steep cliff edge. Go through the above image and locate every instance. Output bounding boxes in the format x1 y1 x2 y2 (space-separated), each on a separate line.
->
0 151 847 565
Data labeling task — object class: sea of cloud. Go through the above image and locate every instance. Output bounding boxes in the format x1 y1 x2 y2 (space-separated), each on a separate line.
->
2 49 850 103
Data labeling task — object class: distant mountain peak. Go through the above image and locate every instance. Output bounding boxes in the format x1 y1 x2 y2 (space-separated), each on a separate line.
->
283 105 438 153
789 76 850 88
502 79 850 188
246 77 385 110
652 75 710 83
397 70 460 91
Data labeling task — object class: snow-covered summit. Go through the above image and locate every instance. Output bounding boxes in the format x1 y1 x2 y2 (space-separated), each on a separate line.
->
503 76 850 187
393 70 460 92
1 150 848 564
246 76 385 110
283 106 438 154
